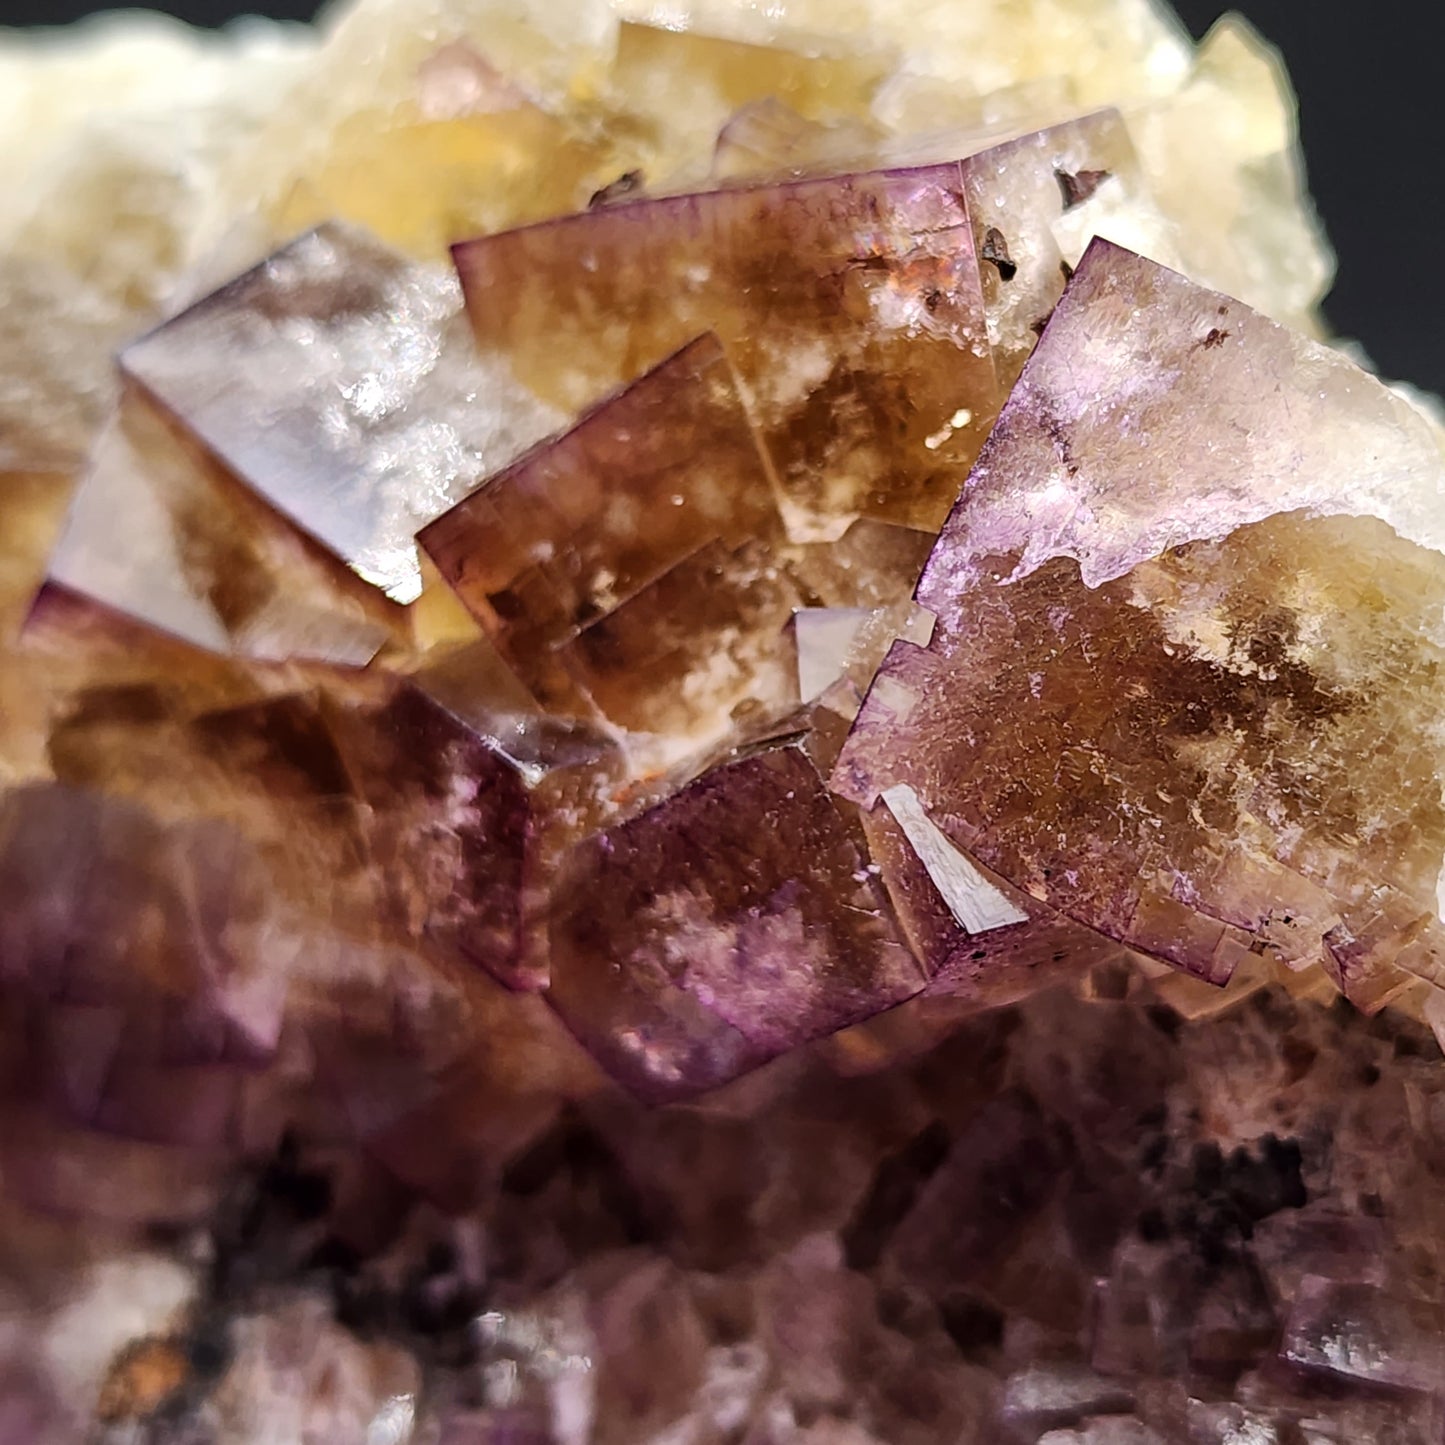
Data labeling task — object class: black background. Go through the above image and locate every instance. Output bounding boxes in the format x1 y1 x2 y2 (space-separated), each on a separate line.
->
4 1 1443 396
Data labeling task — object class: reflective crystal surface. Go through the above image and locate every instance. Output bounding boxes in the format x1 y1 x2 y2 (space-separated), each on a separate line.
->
122 223 563 605
547 731 923 1101
454 163 1000 537
48 385 401 663
837 242 1445 999
420 333 799 743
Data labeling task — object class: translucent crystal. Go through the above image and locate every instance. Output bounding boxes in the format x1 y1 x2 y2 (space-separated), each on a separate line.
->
0 1 1440 1441
954 109 1181 384
1282 1276 1445 1395
546 732 923 1100
453 164 1000 536
610 21 892 186
837 242 1445 990
421 333 801 744
273 97 607 263
122 222 563 605
323 682 532 989
48 386 401 663
1129 16 1333 333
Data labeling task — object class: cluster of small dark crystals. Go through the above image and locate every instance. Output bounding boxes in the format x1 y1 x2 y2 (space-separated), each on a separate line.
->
5 0 1445 1441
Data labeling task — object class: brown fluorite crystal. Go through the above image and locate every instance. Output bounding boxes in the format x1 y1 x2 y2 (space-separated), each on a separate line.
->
837 241 1445 1011
453 163 999 535
419 333 798 739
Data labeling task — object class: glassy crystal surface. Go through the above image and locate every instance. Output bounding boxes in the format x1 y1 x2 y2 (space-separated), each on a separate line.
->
954 110 1179 385
1282 1276 1445 1394
454 163 999 536
611 21 891 186
837 242 1445 994
547 733 923 1101
273 89 606 263
325 682 532 987
420 333 799 742
123 222 563 605
0 1 1441 1441
48 385 401 664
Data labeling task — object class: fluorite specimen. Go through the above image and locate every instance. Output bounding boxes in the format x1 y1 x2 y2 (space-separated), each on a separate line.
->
419 332 799 739
548 729 924 1101
4 0 1445 1442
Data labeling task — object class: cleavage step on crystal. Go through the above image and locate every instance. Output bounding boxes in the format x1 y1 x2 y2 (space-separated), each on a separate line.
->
420 332 803 748
835 239 1445 1008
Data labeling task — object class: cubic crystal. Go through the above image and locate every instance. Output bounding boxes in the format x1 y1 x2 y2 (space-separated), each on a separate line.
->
453 162 1000 536
546 731 923 1100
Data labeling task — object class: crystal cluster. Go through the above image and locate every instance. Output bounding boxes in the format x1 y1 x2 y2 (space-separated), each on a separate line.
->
3 0 1445 1441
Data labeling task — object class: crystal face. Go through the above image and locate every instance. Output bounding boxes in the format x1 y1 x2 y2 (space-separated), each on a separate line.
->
419 333 799 739
48 384 404 663
122 222 563 605
547 733 923 1101
4 0 1445 1441
453 162 1000 536
836 240 1445 1006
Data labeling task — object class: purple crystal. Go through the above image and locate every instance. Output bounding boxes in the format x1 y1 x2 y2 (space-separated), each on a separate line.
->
1282 1276 1445 1395
545 733 924 1101
326 682 532 989
121 223 560 604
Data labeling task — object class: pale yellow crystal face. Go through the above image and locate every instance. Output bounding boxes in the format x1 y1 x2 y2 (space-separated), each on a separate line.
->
273 103 608 262
0 468 80 785
0 0 1330 365
615 0 1193 109
610 21 892 186
1130 16 1332 333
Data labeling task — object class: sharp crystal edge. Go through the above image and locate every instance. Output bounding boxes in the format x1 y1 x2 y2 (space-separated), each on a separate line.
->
1 0 1443 1441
